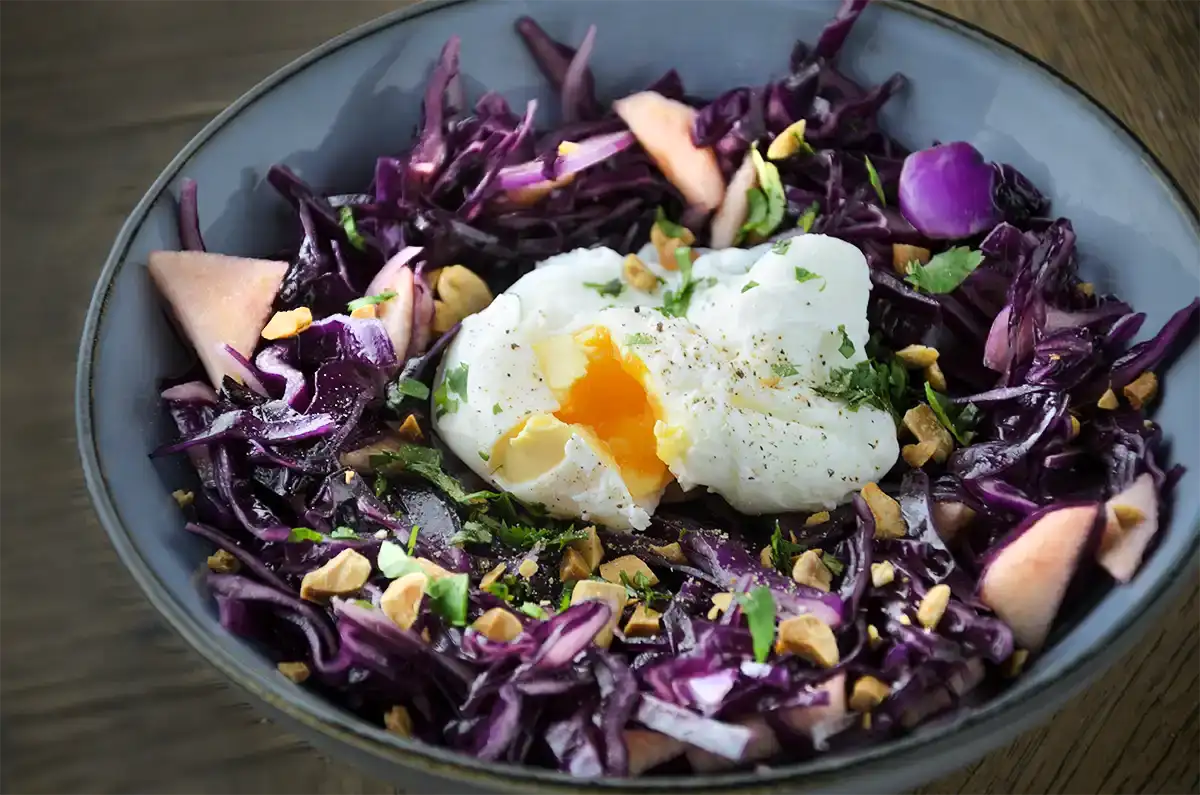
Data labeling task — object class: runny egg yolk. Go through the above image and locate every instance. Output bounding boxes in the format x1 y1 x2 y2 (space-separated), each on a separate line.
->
491 326 671 498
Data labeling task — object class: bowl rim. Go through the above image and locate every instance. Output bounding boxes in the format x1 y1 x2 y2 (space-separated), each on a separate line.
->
76 0 1200 790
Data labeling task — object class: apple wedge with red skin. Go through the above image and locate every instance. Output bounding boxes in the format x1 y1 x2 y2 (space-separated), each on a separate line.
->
978 503 1104 652
148 250 287 389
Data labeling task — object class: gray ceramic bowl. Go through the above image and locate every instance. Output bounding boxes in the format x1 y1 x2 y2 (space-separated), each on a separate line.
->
77 0 1200 792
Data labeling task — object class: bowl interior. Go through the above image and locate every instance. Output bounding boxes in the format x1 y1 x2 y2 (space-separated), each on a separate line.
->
80 0 1200 790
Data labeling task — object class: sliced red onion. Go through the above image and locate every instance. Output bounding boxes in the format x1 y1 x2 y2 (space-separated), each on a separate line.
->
899 142 1000 240
496 130 635 191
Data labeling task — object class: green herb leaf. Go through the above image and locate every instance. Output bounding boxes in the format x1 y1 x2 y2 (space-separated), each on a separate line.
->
451 520 494 547
904 247 984 294
655 206 689 240
583 279 624 298
822 552 846 576
797 201 819 233
492 403 503 415
865 156 886 206
377 540 423 579
339 206 367 251
659 246 703 318
427 573 469 626
771 362 799 378
407 524 420 555
768 520 808 574
518 602 549 620
347 289 397 313
625 332 655 346
748 144 786 237
330 526 358 539
373 474 388 498
288 527 325 543
433 363 469 418
795 267 827 291
740 188 768 242
352 599 375 610
394 377 430 400
837 324 856 358
559 588 574 612
497 522 587 552
619 570 671 606
815 358 909 417
738 586 777 663
483 580 511 601
772 239 792 255
741 281 759 293
924 382 981 444
370 443 495 505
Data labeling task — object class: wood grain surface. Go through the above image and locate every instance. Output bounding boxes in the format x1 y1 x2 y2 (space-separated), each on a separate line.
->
1 1 1197 793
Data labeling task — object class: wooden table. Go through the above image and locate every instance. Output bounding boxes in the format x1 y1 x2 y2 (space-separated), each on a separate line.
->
1 1 1196 792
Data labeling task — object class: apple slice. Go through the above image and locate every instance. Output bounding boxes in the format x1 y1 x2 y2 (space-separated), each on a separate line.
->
1097 473 1159 583
684 716 778 773
148 251 287 388
364 247 420 357
624 729 685 776
613 91 726 212
979 504 1101 651
710 151 757 249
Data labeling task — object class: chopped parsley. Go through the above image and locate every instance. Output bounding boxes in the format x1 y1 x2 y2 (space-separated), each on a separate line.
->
837 324 856 358
479 451 490 462
433 363 469 418
772 239 792 255
904 247 984 294
655 206 690 240
347 290 396 313
287 527 324 543
371 443 495 505
393 377 430 400
339 205 367 251
738 586 777 663
741 144 786 240
330 526 358 539
865 156 886 206
795 267 826 291
518 602 549 620
373 474 388 498
925 381 982 444
815 357 909 417
771 362 800 379
659 247 703 318
427 573 469 626
822 552 846 576
768 520 808 574
625 332 655 346
741 281 760 293
452 492 584 552
619 570 671 607
559 588 575 612
797 201 819 233
407 524 420 555
492 403 503 415
583 279 624 298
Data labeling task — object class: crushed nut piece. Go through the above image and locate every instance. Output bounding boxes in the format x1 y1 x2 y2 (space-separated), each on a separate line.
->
300 548 372 602
775 615 839 668
898 614 912 626
1068 415 1082 439
171 489 194 508
480 562 506 590
917 584 951 630
517 558 539 579
649 541 687 564
707 592 735 620
1097 387 1120 410
867 624 882 648
397 415 423 442
925 361 947 392
380 571 428 630
569 526 604 572
277 661 310 683
384 705 413 737
559 547 591 582
570 579 628 648
766 119 809 160
870 561 895 588
792 549 833 592
1123 371 1158 410
861 483 906 539
1111 504 1146 531
349 304 377 319
650 222 696 271
433 265 494 333
600 555 659 586
261 307 313 340
892 244 931 275
344 470 356 484
1003 649 1030 678
374 529 389 540
849 676 891 712
805 511 830 527
207 549 240 574
903 404 954 463
622 254 659 292
902 440 939 468
895 345 939 369
1077 282 1095 297
862 712 872 730
624 604 662 637
471 607 523 642
759 546 774 568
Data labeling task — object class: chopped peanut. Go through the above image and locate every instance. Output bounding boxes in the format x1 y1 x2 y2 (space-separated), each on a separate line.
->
559 547 591 582
1097 387 1120 410
861 483 906 539
624 604 662 637
600 555 658 586
350 304 378 320
569 580 628 648
434 265 494 332
932 501 976 542
300 548 372 602
775 615 839 668
707 592 735 620
569 526 605 572
1068 415 1082 439
862 712 872 730
344 470 356 484
895 345 939 369
1111 504 1146 531
917 584 951 630
650 222 696 271
766 119 809 160
398 415 423 442
207 549 240 574
649 541 687 564
893 244 931 276
384 705 413 737
380 571 428 630
1003 649 1030 678
481 563 506 590
849 676 891 712
902 440 939 468
867 624 882 648
622 254 660 292
261 307 313 340
416 558 452 581
471 607 523 642
431 301 458 334
925 361 947 392
898 614 912 626
1123 371 1158 409
805 511 831 527
759 546 774 568
172 489 195 508
870 561 895 588
517 558 539 579
277 661 311 683
792 549 833 592
903 404 954 464
1077 282 1095 297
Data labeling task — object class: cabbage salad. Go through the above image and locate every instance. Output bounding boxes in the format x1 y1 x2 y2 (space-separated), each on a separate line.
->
150 0 1198 776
